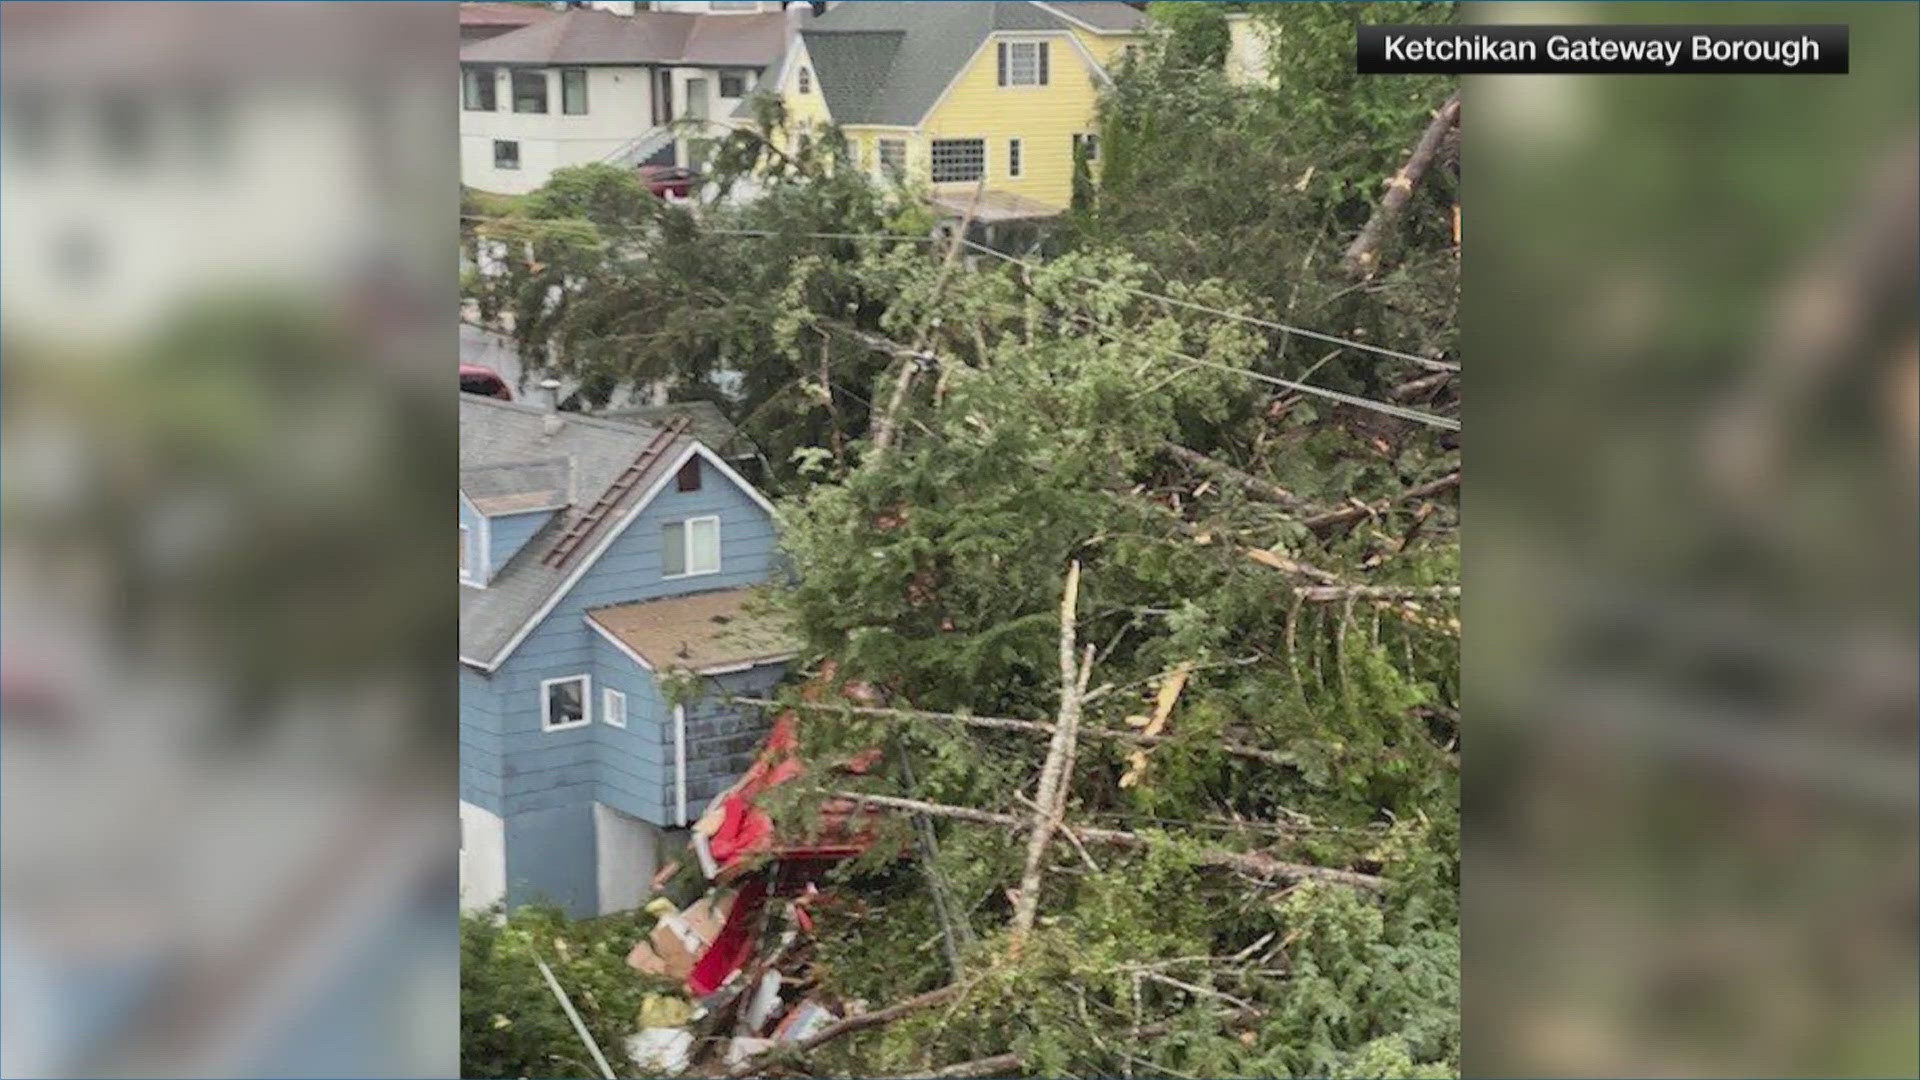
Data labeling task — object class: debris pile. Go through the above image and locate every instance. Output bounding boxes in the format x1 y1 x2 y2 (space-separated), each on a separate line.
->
621 690 892 1076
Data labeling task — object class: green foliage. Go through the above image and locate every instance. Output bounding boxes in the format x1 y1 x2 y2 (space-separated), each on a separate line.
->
1080 2 1459 397
466 106 932 493
1147 0 1234 69
460 906 675 1079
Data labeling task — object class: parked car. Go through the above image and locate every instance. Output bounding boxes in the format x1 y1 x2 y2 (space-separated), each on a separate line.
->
638 165 701 200
460 363 512 400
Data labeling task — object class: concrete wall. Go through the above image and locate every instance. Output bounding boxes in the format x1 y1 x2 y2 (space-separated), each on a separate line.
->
459 800 507 911
594 803 668 914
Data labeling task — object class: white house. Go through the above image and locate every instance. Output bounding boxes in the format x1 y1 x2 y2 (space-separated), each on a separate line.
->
459 4 806 195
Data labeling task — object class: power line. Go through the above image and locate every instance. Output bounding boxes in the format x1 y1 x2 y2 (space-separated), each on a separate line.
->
458 215 1459 427
1063 309 1460 431
957 236 1460 374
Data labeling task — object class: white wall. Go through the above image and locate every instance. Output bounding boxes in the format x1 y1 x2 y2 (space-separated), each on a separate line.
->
458 801 507 911
460 66 658 194
593 803 668 915
0 84 400 341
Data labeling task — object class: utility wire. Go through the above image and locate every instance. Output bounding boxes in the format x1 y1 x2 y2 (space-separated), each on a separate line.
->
459 216 1458 427
957 236 1460 373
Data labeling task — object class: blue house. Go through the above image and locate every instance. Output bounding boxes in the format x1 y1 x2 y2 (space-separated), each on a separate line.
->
459 396 794 917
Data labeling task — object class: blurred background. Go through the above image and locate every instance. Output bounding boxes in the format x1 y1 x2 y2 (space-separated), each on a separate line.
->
1 3 456 1076
1466 2 1918 1076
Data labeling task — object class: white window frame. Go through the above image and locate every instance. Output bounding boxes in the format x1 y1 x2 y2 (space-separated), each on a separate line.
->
1001 40 1049 88
540 674 592 732
602 686 627 728
663 515 722 579
929 137 986 184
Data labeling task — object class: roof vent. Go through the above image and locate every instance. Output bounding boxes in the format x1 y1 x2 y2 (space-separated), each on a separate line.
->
542 413 566 438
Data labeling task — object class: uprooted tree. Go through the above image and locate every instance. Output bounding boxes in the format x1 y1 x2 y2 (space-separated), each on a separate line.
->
460 4 1459 1073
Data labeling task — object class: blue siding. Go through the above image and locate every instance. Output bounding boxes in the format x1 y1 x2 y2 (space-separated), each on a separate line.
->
460 449 790 913
487 509 554 579
505 802 598 916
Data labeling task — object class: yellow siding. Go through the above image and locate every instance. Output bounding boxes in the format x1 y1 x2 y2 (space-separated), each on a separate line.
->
1070 28 1141 69
918 33 1108 209
781 39 834 132
781 26 1144 210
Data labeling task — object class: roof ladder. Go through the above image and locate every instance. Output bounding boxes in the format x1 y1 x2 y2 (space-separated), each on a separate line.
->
541 416 693 569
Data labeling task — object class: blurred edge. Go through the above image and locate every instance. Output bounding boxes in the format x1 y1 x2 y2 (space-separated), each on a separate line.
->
1465 2 1918 1077
1 3 457 1077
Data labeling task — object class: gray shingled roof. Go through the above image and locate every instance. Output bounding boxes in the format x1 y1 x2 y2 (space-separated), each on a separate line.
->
462 458 572 516
794 1 1141 128
460 396 692 666
1038 2 1149 33
596 400 758 464
460 8 788 67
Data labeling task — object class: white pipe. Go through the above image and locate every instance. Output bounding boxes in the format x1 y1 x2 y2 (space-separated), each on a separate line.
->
534 956 616 1080
674 702 689 826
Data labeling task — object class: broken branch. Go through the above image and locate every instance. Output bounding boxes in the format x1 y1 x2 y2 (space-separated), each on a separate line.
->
831 790 1388 891
1011 561 1089 946
731 699 1299 770
1163 441 1311 511
1344 93 1461 280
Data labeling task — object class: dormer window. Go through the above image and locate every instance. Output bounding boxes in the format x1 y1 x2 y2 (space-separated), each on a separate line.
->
998 41 1050 87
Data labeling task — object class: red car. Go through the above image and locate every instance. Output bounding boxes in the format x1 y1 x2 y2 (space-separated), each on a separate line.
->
460 363 512 400
638 164 701 200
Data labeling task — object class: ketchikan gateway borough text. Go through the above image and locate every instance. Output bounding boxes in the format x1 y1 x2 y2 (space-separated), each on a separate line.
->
1376 31 1829 70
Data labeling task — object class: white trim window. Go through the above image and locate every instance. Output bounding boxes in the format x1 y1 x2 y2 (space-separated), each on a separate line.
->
997 41 1050 87
662 515 721 578
540 674 591 731
930 138 985 183
602 687 627 728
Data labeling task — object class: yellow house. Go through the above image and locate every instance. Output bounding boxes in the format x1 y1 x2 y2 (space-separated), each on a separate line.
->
768 1 1147 217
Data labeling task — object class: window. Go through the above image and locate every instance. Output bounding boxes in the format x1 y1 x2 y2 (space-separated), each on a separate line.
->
929 138 985 183
797 66 811 94
997 41 1050 86
1007 138 1022 178
493 139 520 170
719 71 748 98
677 457 702 493
876 138 907 178
512 70 548 113
561 69 588 114
1074 132 1100 163
663 516 721 577
462 66 497 111
602 687 627 729
541 675 590 731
